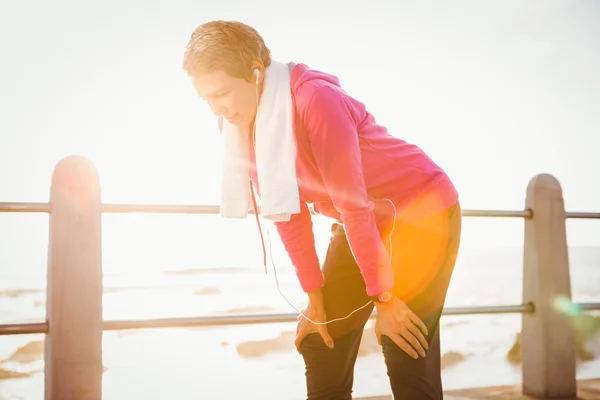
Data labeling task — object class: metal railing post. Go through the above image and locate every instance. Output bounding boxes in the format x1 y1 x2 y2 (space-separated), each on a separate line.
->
522 173 576 398
45 155 103 400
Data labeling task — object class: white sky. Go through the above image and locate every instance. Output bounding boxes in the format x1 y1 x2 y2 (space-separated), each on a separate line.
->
0 0 599 245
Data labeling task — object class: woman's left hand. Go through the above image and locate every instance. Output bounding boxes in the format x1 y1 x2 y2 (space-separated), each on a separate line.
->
374 296 429 359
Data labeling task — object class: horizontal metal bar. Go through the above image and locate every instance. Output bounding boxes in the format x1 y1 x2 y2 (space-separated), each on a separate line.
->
5 301 594 337
443 303 535 315
99 304 537 331
103 313 299 331
102 204 224 215
566 212 600 219
0 202 50 213
0 304 535 336
0 322 48 335
577 302 600 311
2 201 600 221
100 204 534 219
1 202 597 220
461 209 532 218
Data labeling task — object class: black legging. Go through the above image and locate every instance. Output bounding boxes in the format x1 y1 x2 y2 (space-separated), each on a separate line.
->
299 202 462 400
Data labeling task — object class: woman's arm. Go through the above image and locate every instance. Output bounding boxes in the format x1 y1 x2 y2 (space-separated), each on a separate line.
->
301 84 394 296
274 201 324 293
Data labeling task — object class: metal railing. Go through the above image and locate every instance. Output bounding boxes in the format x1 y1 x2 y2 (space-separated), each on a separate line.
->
0 303 541 336
0 156 598 399
1 201 534 217
3 199 600 220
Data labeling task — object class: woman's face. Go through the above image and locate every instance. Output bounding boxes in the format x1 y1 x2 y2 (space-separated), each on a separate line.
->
190 69 259 128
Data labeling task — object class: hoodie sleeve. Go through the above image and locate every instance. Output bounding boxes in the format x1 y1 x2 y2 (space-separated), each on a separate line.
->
301 85 394 296
274 201 324 293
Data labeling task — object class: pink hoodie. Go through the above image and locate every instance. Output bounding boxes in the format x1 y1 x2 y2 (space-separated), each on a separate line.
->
243 63 459 297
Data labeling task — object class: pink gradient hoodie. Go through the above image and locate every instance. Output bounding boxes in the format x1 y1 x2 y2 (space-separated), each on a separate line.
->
235 63 459 297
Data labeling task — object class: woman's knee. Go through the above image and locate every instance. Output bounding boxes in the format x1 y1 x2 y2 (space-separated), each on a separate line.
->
380 334 442 400
301 331 361 400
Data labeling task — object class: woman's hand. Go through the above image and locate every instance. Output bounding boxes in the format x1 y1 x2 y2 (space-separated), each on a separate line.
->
374 296 429 359
294 289 334 353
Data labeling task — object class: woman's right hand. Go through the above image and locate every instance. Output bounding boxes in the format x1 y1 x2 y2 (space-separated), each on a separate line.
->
294 289 335 354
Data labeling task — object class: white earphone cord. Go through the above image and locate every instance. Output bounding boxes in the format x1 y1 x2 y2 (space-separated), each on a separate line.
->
251 69 396 325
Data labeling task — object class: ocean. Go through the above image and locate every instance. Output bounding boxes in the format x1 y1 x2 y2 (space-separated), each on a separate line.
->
0 213 599 399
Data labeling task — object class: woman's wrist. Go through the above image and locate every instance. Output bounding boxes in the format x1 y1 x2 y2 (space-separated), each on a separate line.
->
373 291 395 310
374 299 394 311
307 287 324 304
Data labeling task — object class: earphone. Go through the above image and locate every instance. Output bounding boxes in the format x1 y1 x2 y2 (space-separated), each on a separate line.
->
254 68 260 84
250 66 397 325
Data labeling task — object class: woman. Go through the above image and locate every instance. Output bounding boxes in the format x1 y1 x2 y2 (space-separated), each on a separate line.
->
183 20 461 400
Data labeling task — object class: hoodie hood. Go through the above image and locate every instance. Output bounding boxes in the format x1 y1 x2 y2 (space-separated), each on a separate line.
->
290 63 341 93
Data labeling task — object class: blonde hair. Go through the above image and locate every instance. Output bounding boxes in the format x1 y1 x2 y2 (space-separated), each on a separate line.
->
183 20 271 81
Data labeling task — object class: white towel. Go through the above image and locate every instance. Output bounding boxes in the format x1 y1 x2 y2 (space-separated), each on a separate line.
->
220 60 301 222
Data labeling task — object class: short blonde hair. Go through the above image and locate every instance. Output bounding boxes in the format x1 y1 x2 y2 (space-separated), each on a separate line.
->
183 20 272 81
